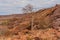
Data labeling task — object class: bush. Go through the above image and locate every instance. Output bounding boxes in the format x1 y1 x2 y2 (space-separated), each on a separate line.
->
0 19 10 25
0 28 10 36
27 37 33 40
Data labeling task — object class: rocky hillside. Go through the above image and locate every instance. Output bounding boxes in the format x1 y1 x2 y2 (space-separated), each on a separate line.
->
0 4 60 40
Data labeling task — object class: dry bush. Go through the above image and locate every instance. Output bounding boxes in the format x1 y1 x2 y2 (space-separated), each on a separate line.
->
0 27 10 36
33 15 52 29
27 36 33 40
39 16 52 29
33 37 41 40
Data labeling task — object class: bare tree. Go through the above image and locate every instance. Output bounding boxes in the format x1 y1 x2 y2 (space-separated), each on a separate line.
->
22 4 33 13
22 4 34 30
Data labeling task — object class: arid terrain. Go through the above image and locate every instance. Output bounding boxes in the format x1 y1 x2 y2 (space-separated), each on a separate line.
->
0 4 60 40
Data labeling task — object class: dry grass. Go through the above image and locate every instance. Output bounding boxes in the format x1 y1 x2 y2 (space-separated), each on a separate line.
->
0 5 60 40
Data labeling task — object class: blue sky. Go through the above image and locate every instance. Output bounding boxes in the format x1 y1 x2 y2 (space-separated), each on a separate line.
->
0 0 60 15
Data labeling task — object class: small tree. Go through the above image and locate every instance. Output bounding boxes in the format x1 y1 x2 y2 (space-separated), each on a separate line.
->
22 4 33 13
22 4 34 30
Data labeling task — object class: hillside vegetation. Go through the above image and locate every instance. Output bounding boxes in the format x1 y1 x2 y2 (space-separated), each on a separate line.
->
0 4 60 40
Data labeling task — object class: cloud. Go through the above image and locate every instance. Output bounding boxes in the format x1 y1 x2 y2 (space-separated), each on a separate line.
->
0 0 60 15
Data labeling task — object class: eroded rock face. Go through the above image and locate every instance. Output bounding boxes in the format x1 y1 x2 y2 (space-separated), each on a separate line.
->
52 18 60 30
51 5 60 31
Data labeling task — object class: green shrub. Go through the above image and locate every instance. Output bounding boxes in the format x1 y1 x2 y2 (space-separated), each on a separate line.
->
0 20 10 25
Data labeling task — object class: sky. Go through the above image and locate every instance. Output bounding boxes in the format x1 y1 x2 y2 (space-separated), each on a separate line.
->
0 0 60 15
